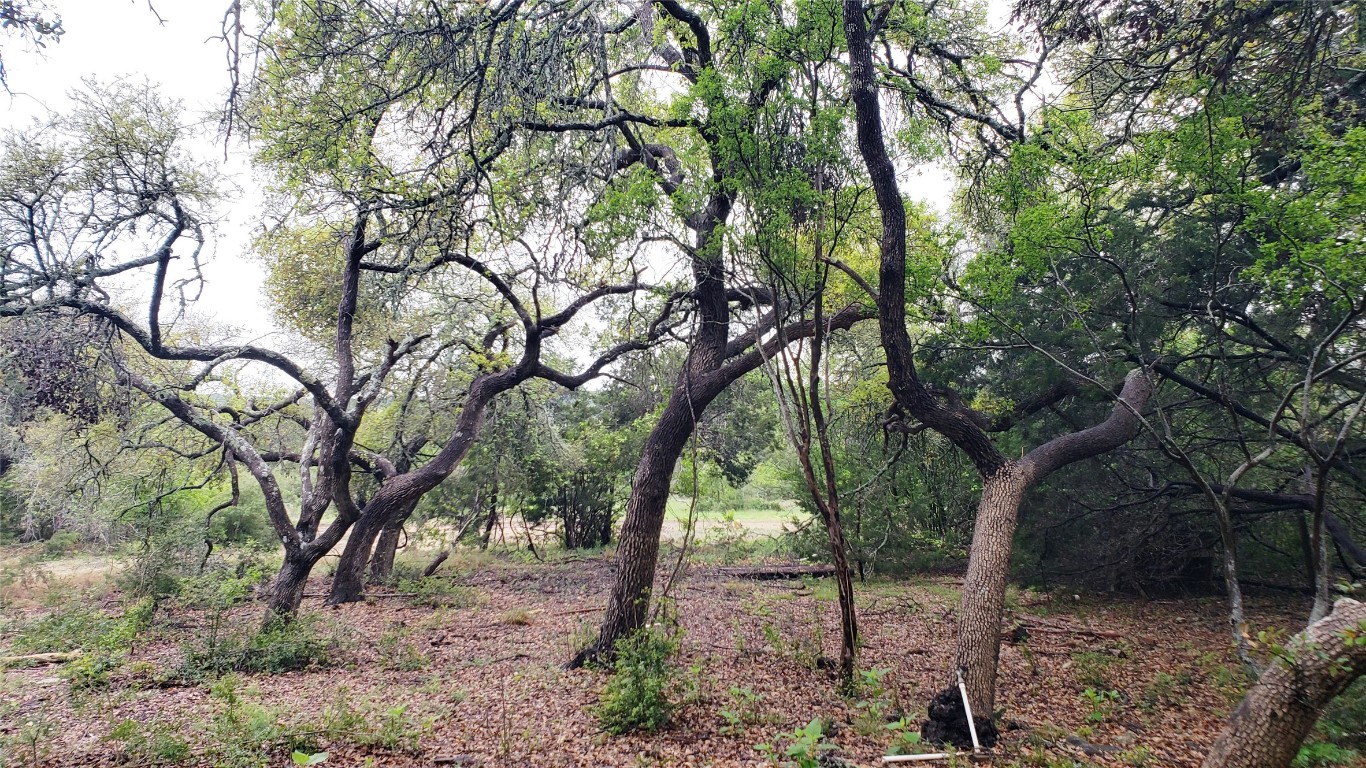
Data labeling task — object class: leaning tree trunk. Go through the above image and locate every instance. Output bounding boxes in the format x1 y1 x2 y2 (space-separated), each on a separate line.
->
262 548 323 626
922 373 1154 746
568 388 704 667
368 500 417 584
957 469 1027 713
1204 598 1366 768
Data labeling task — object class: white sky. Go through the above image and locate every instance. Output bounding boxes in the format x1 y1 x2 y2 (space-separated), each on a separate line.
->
0 0 986 351
1 0 276 340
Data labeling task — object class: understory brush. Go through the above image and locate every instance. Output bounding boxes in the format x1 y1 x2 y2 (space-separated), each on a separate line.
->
173 563 339 680
320 687 435 753
106 717 191 764
756 718 837 768
1296 676 1366 766
178 613 340 680
395 575 480 608
596 624 682 734
4 594 155 689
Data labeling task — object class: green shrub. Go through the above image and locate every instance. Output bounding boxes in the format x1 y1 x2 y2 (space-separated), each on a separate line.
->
1072 651 1117 690
175 562 269 610
208 504 273 546
756 719 836 768
107 718 191 764
376 626 429 671
395 576 479 609
1294 741 1361 768
321 688 432 753
204 675 300 768
1319 677 1366 748
41 530 83 558
8 595 155 689
179 614 337 680
596 626 679 734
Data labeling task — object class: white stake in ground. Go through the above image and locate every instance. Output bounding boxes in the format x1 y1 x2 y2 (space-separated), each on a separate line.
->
881 668 984 764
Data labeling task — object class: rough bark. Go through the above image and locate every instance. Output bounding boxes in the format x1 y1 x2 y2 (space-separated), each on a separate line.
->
569 377 721 666
369 519 405 584
327 375 510 604
568 299 873 668
262 549 321 625
1204 598 1366 768
950 467 1026 719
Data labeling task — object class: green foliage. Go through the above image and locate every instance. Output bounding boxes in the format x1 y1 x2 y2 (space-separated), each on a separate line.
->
884 718 925 756
395 576 480 609
375 625 429 671
719 686 778 734
320 688 433 753
1317 676 1366 749
847 667 897 736
178 614 338 680
596 625 680 735
1079 688 1121 725
1294 742 1361 768
1139 671 1180 712
175 562 270 610
107 718 191 764
6 595 154 690
1071 651 1117 690
9 595 119 654
756 719 836 768
204 674 304 768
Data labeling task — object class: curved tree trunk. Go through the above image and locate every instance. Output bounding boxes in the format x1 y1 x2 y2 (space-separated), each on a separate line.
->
369 512 408 584
569 387 704 666
262 548 323 626
925 466 1025 745
1204 598 1366 768
329 506 394 603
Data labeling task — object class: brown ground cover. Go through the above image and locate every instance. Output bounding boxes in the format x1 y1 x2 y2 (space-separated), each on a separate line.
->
0 551 1324 767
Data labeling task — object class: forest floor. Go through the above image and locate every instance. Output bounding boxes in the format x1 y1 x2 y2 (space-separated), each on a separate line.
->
0 544 1345 768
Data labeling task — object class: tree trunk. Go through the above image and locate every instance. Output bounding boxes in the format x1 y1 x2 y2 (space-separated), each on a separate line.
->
262 549 318 626
922 467 1023 746
480 471 500 550
1204 599 1366 768
369 520 404 584
368 498 419 584
329 511 388 603
568 388 703 667
826 512 859 683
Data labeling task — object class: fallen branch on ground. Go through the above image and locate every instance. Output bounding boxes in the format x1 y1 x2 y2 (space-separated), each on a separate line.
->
1 650 83 666
715 564 836 580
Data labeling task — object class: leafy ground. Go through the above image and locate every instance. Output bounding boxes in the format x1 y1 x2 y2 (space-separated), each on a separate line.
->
0 542 1349 768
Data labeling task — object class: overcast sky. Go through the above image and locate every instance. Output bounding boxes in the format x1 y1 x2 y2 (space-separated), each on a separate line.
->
2 0 275 340
1 0 964 349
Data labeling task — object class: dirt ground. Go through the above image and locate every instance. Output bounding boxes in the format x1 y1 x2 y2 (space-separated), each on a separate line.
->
0 551 1328 767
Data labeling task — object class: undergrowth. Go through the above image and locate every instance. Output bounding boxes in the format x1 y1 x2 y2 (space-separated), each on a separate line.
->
596 624 680 734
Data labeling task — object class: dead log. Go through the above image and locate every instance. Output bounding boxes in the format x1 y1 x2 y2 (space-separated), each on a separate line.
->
422 550 451 578
1 650 83 666
715 564 837 580
1012 615 1125 639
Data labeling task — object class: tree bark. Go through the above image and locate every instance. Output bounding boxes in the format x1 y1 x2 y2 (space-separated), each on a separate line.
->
325 373 515 604
953 467 1026 720
1204 598 1366 768
329 511 389 603
262 548 321 626
569 381 714 666
368 513 407 584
